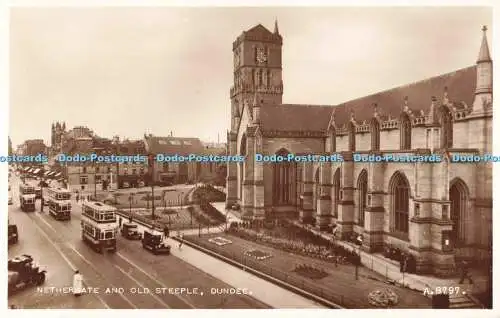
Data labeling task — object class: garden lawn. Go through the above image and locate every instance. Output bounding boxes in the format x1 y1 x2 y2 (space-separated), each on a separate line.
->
98 188 190 209
184 233 432 309
117 207 202 230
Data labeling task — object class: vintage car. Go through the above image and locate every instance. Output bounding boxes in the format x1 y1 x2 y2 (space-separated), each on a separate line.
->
120 223 142 240
8 254 46 295
142 230 171 255
8 224 18 244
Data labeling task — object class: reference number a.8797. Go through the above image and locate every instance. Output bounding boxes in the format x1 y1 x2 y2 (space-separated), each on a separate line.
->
423 286 462 296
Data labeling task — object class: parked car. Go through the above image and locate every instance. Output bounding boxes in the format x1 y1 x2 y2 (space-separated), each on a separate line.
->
8 224 18 244
142 230 170 255
121 223 142 240
8 255 46 295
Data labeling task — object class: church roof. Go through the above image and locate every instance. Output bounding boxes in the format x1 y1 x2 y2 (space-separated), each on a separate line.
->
236 23 283 45
333 65 476 125
245 24 273 37
260 105 333 132
259 65 476 132
144 136 204 155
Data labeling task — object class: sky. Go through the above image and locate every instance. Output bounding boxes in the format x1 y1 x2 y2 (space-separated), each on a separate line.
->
9 6 492 148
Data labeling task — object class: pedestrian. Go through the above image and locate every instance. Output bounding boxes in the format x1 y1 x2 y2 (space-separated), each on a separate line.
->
119 217 122 228
40 197 44 212
459 260 474 284
76 194 79 203
399 253 405 273
403 255 409 273
164 226 169 238
72 270 83 297
129 216 132 223
178 233 183 250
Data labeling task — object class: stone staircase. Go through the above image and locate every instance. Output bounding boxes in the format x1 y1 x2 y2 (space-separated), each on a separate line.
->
449 293 483 309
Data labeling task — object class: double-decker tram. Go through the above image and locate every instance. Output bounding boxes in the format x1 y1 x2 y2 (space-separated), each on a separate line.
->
47 188 72 221
19 184 36 212
80 202 118 253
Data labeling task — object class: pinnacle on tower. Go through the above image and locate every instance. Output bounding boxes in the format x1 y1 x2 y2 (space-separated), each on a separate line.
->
274 18 279 34
477 25 491 63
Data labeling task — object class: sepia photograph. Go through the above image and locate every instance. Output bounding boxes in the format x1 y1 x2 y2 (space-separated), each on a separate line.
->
5 5 493 311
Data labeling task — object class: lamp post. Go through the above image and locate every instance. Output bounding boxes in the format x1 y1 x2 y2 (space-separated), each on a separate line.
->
129 193 133 215
94 162 97 200
149 154 156 227
355 245 360 280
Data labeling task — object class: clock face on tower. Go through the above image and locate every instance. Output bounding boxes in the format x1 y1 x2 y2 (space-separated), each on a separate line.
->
256 47 267 64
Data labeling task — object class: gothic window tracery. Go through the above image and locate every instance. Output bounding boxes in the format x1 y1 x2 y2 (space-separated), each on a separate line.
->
400 114 412 150
371 119 380 151
273 148 295 205
357 170 368 226
332 169 341 218
390 171 410 235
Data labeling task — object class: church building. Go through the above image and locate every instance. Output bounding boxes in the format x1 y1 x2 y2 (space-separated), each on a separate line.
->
226 22 492 275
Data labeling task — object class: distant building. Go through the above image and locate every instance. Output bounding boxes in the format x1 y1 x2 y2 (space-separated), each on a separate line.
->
19 139 47 168
144 134 218 184
114 137 148 188
52 125 118 192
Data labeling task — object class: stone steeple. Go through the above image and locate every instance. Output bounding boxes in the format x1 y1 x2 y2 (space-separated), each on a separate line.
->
477 25 491 63
472 25 492 113
274 19 279 35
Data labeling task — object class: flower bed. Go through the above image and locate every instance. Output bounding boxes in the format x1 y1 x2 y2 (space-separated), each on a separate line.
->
192 185 226 203
228 223 361 265
208 236 233 246
293 264 328 280
368 289 399 308
244 249 272 260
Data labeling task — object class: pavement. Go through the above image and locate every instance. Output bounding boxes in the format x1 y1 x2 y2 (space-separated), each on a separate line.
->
97 218 324 309
8 177 271 309
292 223 488 308
210 202 242 223
9 176 323 309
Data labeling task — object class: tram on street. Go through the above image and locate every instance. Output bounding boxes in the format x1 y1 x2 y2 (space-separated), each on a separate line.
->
19 184 36 212
47 188 72 221
80 201 118 253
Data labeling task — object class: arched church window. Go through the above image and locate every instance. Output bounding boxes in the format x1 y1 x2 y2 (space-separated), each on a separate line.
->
273 148 295 205
371 119 380 151
400 114 412 150
390 171 410 235
357 170 368 226
332 169 341 218
441 108 453 149
450 179 469 246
